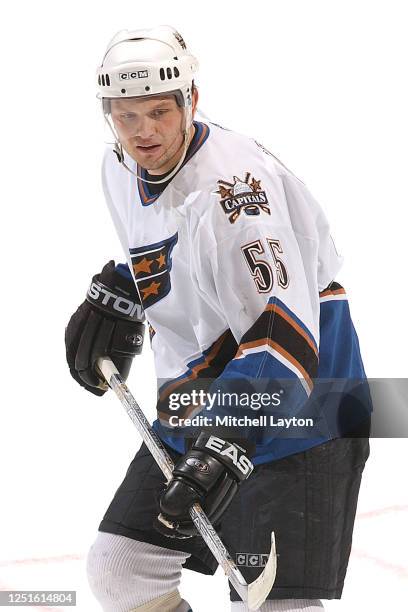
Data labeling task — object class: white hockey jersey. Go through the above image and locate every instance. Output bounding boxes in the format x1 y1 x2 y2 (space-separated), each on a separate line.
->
102 120 368 465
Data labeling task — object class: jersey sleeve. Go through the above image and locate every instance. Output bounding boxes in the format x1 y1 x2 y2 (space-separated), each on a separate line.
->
196 174 343 458
278 172 344 291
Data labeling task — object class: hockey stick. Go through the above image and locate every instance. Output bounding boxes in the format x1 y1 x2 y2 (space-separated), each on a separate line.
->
96 357 277 611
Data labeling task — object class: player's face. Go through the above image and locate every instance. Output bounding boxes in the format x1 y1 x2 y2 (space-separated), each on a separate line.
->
110 94 193 174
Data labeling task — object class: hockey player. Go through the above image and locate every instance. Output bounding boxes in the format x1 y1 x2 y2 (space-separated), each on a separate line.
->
65 26 371 612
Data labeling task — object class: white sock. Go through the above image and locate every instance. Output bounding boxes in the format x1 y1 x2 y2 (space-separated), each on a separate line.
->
86 531 191 612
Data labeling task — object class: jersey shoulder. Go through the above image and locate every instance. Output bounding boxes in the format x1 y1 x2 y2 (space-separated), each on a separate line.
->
181 122 307 235
186 121 301 189
184 122 343 289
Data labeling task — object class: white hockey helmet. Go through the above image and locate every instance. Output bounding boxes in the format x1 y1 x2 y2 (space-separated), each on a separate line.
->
97 26 198 181
97 26 198 105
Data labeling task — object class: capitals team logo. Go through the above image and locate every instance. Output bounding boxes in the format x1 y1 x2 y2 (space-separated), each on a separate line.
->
216 173 270 224
130 233 178 309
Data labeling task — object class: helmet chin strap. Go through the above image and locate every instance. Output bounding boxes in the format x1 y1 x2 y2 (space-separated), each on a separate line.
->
106 105 193 185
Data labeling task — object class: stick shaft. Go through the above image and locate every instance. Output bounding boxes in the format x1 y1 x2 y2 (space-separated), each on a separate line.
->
107 371 174 481
97 358 250 602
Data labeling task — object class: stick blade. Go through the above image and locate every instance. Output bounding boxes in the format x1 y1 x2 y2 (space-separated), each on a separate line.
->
247 532 277 611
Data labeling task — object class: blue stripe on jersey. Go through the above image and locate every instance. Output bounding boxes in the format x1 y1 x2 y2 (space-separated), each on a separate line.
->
115 262 133 279
129 233 179 256
318 299 366 378
201 354 310 445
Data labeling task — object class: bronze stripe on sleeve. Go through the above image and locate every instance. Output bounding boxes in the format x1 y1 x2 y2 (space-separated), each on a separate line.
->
319 281 346 298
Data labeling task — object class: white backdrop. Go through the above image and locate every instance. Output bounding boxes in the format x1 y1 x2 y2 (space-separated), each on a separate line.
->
0 1 407 610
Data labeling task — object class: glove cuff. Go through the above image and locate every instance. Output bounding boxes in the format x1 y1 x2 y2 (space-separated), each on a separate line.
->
86 260 144 323
193 432 254 482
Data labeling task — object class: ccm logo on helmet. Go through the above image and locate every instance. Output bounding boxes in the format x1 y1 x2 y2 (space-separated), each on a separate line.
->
88 281 143 319
119 70 149 80
205 436 253 477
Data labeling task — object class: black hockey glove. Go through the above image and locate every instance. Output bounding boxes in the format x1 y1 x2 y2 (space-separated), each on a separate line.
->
154 432 254 538
65 260 145 396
